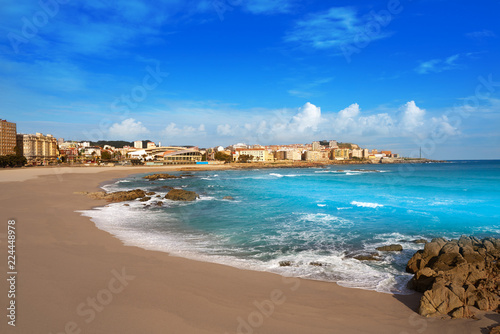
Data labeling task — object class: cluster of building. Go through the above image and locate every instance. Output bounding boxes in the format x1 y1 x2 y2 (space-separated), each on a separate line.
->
225 140 399 163
0 119 58 165
0 118 400 166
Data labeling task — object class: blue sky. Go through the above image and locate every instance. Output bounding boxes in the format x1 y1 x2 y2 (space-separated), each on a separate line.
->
1 0 499 159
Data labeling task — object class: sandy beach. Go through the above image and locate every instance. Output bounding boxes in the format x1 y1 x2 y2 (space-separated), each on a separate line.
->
1 166 498 334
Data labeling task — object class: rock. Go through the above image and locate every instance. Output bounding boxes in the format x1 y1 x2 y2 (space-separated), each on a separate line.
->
407 236 500 319
309 262 324 266
490 325 500 334
161 185 173 189
223 196 234 200
139 197 151 202
79 189 147 202
354 253 382 261
431 238 448 247
440 242 460 255
156 195 161 198
406 250 425 274
165 189 199 201
180 174 194 177
156 201 163 206
413 239 428 244
146 192 156 196
423 241 443 258
419 282 464 317
143 173 180 181
408 267 437 292
123 204 129 206
279 261 292 267
458 235 473 248
430 252 466 272
376 244 403 252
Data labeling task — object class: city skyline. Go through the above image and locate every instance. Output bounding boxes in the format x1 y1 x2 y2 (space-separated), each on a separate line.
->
1 0 499 159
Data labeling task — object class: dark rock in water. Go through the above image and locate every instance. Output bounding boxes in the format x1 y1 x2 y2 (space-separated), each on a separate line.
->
165 189 199 201
354 254 382 261
413 239 428 244
156 195 161 198
309 262 324 266
77 189 147 202
123 204 130 206
146 191 156 196
161 185 173 189
279 261 292 267
180 174 194 177
139 197 151 202
223 196 234 200
406 236 500 319
155 201 163 206
143 173 180 181
376 244 403 252
490 325 500 334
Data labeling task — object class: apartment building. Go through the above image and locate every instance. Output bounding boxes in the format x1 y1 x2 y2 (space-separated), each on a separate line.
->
0 119 17 155
18 133 59 163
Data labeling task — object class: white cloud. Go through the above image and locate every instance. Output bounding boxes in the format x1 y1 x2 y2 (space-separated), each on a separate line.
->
108 118 149 140
286 7 392 52
244 0 295 14
291 102 322 132
217 124 235 136
339 103 360 119
163 123 205 138
465 30 496 39
399 101 425 131
415 54 461 74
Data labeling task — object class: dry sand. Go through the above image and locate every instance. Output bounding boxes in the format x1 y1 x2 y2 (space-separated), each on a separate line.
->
0 166 498 334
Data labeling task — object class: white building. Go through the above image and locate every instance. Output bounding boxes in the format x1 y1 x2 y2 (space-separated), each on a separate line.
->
83 146 101 157
134 141 143 149
285 150 302 161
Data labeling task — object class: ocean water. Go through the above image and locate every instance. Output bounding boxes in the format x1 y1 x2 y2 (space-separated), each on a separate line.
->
79 160 500 294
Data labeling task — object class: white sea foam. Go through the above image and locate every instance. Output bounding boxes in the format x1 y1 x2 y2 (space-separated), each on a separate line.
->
269 173 300 178
351 201 384 208
317 204 326 207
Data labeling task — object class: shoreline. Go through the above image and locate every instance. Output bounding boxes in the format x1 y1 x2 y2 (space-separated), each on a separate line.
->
1 167 499 333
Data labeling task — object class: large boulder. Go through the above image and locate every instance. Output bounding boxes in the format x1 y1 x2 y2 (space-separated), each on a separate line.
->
376 244 403 252
406 236 500 319
77 189 147 202
165 188 199 201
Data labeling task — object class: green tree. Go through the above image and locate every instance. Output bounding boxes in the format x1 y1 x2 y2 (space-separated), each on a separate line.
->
101 151 112 160
214 151 232 163
13 145 22 156
0 155 26 168
238 154 253 163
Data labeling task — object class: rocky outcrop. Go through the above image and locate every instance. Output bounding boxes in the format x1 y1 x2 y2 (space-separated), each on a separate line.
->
490 325 500 334
309 262 324 266
77 189 147 202
376 244 403 252
223 196 234 200
354 253 382 261
279 261 292 267
406 236 500 319
143 173 180 181
165 189 199 201
413 239 428 244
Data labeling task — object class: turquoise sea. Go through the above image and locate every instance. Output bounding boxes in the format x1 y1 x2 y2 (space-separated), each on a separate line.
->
80 160 500 294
